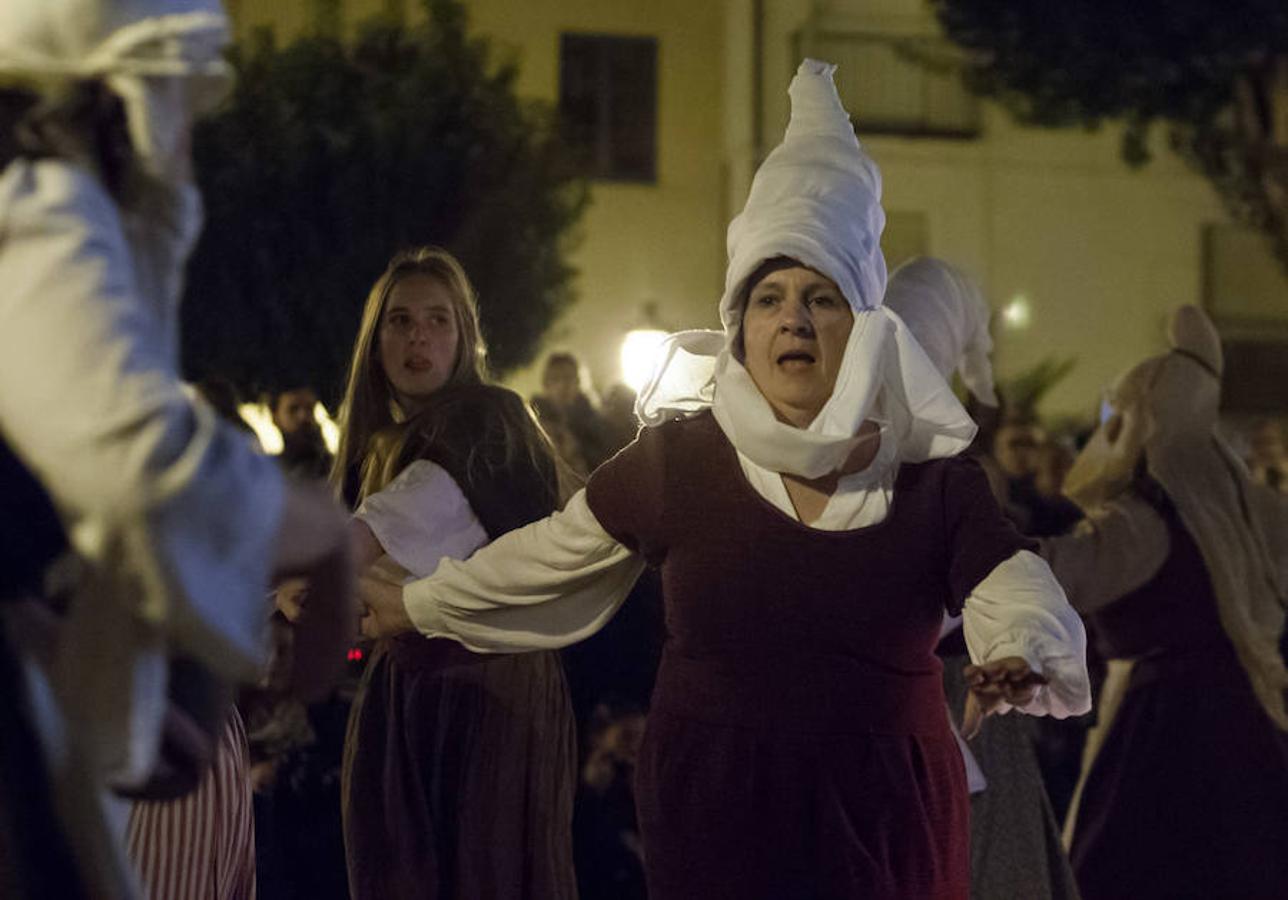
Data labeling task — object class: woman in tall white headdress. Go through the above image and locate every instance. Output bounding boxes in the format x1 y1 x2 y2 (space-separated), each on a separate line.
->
1040 305 1288 900
360 60 1090 899
885 256 1081 900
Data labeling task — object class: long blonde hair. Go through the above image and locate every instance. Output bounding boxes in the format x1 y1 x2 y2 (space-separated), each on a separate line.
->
331 247 488 493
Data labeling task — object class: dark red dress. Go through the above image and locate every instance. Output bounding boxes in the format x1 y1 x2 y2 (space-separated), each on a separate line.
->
586 413 1032 900
1070 508 1288 900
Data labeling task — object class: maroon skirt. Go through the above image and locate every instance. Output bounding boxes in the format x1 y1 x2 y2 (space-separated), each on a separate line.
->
1070 645 1288 900
342 637 577 899
636 653 969 900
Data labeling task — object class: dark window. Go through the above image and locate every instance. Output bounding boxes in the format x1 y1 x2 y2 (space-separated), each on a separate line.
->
559 34 658 182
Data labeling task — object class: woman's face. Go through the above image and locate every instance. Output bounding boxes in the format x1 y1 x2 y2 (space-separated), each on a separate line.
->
740 264 854 427
378 274 460 412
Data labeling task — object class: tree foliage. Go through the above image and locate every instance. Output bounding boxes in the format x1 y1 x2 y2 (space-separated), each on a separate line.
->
930 0 1288 275
182 0 588 402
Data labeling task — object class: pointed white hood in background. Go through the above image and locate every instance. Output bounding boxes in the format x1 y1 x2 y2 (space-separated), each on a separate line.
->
883 256 998 407
637 59 975 478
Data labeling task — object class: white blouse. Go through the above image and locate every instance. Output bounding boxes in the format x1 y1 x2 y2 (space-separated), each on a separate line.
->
354 460 489 579
399 436 1092 721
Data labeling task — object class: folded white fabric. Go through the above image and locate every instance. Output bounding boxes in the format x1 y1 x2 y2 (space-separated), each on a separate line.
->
636 59 975 477
884 256 997 406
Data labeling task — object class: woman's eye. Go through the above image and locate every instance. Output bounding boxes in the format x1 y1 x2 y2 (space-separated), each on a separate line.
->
753 294 778 307
808 294 838 308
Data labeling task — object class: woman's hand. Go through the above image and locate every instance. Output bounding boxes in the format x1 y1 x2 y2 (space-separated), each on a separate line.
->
961 656 1048 739
357 572 415 639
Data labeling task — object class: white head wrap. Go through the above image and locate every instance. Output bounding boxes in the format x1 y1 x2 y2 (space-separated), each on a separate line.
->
0 1 232 181
883 256 997 406
636 60 975 478
1066 305 1288 729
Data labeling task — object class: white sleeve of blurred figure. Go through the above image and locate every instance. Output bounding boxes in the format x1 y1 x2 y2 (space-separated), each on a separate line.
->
0 160 283 781
962 549 1092 720
402 488 645 652
1038 494 1171 615
354 460 489 578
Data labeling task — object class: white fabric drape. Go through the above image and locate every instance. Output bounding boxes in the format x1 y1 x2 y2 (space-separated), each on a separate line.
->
883 256 997 406
634 60 976 479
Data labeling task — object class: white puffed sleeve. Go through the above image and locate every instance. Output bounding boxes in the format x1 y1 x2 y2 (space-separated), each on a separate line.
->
355 460 489 578
962 549 1092 719
402 488 645 652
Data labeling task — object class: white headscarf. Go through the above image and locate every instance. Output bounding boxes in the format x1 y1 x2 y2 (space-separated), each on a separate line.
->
1065 306 1288 729
636 60 975 478
0 1 232 181
883 256 997 406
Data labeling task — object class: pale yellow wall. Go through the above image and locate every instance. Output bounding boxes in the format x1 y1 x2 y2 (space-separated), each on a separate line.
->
228 0 727 400
749 0 1237 420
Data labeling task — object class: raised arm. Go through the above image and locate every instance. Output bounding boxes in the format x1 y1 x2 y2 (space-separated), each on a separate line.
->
1038 494 1170 615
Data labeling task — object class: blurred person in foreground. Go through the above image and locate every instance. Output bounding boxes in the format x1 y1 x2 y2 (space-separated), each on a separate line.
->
885 255 1081 900
1040 306 1288 900
0 2 354 897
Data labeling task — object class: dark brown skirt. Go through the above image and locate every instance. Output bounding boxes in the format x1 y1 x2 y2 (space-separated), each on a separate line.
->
342 637 577 900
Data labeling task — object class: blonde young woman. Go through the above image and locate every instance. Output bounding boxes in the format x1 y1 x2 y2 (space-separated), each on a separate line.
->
328 248 576 899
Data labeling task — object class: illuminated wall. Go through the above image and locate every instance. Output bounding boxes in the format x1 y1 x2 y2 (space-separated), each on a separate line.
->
227 0 727 402
744 0 1270 420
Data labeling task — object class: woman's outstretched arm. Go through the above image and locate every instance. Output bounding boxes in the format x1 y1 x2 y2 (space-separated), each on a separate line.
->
360 487 645 652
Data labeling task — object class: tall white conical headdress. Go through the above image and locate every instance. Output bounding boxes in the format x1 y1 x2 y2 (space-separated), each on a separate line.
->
637 60 975 478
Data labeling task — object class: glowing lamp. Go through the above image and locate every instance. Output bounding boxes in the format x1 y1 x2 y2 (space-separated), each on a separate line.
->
1001 295 1032 330
619 329 669 392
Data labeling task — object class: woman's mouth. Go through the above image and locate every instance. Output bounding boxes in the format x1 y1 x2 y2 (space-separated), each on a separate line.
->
776 350 816 370
405 358 433 372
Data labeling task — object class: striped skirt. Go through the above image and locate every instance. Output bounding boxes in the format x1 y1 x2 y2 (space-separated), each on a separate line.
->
126 708 256 900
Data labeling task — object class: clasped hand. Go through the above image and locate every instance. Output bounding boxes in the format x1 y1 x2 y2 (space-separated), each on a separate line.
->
961 657 1047 739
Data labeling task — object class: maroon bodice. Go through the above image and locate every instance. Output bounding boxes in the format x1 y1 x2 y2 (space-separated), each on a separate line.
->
587 412 1030 735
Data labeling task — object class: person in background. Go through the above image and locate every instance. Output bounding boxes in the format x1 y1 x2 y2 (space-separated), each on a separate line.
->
1248 418 1287 493
0 2 354 897
599 383 642 456
270 386 332 480
885 255 1081 900
532 351 612 474
1029 440 1083 538
326 248 576 900
197 377 258 439
1042 306 1288 900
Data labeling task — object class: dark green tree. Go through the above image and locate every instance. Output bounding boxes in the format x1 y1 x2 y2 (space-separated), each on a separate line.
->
182 0 587 402
929 0 1288 275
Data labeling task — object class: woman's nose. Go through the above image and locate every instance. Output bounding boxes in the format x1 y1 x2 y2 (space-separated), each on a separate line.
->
779 298 814 335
